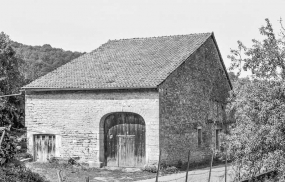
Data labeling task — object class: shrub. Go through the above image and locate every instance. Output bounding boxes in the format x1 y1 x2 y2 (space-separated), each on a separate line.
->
162 166 179 174
176 159 183 169
48 156 59 164
143 165 157 173
67 157 77 165
0 164 48 182
0 131 17 165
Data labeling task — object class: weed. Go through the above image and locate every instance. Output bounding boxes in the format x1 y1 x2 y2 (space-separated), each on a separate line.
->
0 164 48 182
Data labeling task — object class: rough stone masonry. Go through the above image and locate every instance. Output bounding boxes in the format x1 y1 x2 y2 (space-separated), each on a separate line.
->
26 90 159 166
24 33 231 167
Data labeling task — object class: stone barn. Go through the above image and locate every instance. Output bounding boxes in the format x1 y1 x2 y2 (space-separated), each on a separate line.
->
23 32 232 168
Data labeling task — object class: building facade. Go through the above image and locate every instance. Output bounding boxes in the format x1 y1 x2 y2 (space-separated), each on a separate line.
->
24 33 231 167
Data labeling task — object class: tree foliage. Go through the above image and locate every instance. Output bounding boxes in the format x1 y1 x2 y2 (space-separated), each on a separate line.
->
0 33 23 95
227 19 285 181
0 131 17 165
0 32 24 127
229 18 285 79
0 32 84 127
227 80 285 180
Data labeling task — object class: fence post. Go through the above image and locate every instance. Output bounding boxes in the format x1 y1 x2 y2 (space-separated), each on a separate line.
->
225 143 227 182
0 125 10 148
0 129 6 147
185 150 191 182
85 176 90 182
238 162 241 181
156 149 161 182
208 149 214 182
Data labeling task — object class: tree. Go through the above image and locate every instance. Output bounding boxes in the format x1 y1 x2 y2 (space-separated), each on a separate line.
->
226 80 285 180
229 18 285 79
0 32 84 127
11 41 84 83
0 32 24 127
227 19 285 181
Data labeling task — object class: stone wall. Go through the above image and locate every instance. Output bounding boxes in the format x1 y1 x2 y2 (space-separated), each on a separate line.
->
25 89 159 165
158 37 231 165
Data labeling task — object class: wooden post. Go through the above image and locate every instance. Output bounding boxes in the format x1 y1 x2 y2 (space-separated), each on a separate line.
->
208 149 214 182
85 176 90 182
185 150 191 182
156 149 161 182
225 144 227 182
238 163 241 181
0 125 12 151
0 130 6 147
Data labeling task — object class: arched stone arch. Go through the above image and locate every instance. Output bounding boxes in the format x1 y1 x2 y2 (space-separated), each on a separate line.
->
96 106 148 127
98 107 147 167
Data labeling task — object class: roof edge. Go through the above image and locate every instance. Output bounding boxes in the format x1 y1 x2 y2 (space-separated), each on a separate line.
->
22 86 158 92
108 32 213 42
156 32 233 90
156 33 213 86
210 32 233 90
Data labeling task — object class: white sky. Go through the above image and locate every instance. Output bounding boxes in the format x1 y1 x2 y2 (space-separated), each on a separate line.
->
1 0 285 68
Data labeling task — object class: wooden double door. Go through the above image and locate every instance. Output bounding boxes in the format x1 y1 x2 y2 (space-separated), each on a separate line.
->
104 112 145 167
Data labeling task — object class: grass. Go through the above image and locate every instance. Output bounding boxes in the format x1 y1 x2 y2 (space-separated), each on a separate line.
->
0 163 48 182
24 157 227 182
26 162 157 182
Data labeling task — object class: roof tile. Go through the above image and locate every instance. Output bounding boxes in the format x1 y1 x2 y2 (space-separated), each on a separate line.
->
23 33 212 89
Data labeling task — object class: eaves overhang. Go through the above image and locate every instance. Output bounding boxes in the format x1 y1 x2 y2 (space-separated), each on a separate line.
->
22 86 158 92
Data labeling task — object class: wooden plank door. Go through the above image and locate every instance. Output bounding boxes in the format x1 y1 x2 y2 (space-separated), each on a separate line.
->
34 135 55 162
104 112 145 167
117 135 135 167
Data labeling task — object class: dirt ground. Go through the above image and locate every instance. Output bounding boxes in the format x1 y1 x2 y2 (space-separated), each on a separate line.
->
25 162 157 182
25 162 233 182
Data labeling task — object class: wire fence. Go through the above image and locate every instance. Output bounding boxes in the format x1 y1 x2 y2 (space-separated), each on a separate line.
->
1 125 278 182
151 147 235 182
154 168 236 182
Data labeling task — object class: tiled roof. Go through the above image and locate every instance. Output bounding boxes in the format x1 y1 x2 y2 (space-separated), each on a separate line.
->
23 33 212 89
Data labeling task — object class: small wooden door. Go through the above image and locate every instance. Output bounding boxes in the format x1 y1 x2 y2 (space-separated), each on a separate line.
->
117 135 135 167
34 135 55 162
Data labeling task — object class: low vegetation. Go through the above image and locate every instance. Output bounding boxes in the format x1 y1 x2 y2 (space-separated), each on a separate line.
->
0 164 48 182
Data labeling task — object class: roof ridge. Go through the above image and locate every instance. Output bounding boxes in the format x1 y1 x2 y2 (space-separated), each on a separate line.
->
89 33 212 54
108 32 212 42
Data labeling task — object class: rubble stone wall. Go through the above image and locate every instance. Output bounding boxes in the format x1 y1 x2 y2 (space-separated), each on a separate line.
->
25 90 159 165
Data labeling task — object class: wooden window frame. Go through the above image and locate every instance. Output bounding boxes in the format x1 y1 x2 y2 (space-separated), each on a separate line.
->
215 129 221 150
33 134 56 162
197 127 202 147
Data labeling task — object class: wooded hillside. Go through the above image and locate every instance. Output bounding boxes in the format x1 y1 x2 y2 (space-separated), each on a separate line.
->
11 41 84 83
1 32 85 127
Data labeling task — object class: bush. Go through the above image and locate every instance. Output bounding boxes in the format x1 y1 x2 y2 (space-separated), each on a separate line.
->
159 161 179 174
143 165 158 173
0 131 17 165
176 159 183 169
0 164 48 182
67 157 77 165
48 156 59 164
162 166 179 174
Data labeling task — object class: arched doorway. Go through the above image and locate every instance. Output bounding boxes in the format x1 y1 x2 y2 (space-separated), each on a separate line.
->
104 112 145 167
